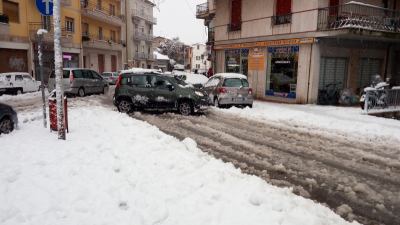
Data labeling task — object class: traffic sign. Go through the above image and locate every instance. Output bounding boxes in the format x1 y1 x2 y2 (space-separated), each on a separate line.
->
36 0 54 16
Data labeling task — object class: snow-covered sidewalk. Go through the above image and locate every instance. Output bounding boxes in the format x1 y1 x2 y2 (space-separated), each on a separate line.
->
217 101 400 147
0 106 359 225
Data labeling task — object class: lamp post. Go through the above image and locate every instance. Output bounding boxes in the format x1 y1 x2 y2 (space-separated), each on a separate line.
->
37 29 48 128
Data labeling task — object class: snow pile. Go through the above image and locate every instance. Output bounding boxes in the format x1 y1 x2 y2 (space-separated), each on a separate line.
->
0 106 360 225
0 91 43 103
217 101 400 146
37 29 48 35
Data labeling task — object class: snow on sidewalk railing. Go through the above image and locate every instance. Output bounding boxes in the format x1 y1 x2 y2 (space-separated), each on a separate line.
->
363 88 400 114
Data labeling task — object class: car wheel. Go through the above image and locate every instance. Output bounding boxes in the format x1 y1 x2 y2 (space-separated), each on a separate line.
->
118 99 133 113
78 88 85 97
0 117 14 134
178 101 193 116
214 98 220 108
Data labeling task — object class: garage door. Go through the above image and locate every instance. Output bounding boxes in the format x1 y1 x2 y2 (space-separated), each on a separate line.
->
358 58 382 89
0 49 28 73
319 57 348 90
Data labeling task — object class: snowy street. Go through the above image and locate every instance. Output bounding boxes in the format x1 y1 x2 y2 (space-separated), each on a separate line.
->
1 91 399 225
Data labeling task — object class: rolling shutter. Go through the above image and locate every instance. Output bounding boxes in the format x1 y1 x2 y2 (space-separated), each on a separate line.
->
358 58 382 89
319 57 348 89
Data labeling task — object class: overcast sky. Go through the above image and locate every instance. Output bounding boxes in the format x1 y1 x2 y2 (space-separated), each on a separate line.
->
154 0 207 45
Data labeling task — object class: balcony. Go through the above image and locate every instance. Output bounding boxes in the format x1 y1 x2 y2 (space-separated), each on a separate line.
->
133 30 153 42
134 52 154 61
81 1 124 27
272 13 292 25
82 34 124 51
132 9 157 24
317 2 400 33
29 23 73 45
196 0 216 19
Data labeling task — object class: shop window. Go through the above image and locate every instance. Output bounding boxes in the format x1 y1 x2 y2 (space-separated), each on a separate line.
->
3 0 19 23
225 49 248 75
265 46 299 98
273 0 292 25
229 0 241 31
65 17 74 33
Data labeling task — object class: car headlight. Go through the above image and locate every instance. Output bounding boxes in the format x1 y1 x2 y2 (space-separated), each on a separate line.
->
195 91 204 97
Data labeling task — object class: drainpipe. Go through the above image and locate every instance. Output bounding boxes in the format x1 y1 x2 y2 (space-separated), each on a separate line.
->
306 43 314 104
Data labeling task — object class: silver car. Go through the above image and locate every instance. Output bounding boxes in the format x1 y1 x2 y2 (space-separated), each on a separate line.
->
48 69 109 97
102 72 119 85
203 73 254 108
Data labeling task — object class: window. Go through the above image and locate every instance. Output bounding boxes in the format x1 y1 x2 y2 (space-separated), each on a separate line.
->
197 45 200 50
42 16 51 31
65 17 74 33
23 75 32 80
82 23 89 36
97 0 102 10
98 27 103 40
273 0 292 25
3 0 19 23
109 4 115 16
229 0 241 31
15 75 23 81
110 30 116 42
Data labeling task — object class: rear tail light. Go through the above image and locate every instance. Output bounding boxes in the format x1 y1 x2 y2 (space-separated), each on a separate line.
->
218 87 227 94
248 88 253 95
69 71 74 84
115 74 122 88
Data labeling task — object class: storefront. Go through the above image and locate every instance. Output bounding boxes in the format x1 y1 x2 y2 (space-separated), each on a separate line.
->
265 46 299 99
0 49 28 73
225 48 248 75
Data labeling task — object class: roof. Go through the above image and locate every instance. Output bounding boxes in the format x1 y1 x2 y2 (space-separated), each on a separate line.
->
212 73 247 79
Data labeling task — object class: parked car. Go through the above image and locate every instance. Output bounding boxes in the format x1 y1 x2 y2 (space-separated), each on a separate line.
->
48 68 109 97
0 72 41 95
0 103 18 134
203 73 254 108
102 72 119 85
113 70 209 115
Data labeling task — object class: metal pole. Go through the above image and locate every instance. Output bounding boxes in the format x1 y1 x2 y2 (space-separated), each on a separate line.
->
53 0 66 140
38 31 47 128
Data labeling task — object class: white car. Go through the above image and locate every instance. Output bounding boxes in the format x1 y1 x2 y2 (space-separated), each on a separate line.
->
0 72 41 95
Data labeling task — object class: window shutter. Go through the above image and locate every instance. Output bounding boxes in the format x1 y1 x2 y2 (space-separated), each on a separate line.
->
230 0 241 29
276 0 291 16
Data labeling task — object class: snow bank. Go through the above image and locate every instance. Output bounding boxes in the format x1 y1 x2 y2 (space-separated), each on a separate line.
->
0 91 43 103
217 101 400 146
0 106 359 225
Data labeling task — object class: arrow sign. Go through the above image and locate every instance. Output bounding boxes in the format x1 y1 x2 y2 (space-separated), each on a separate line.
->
36 0 54 16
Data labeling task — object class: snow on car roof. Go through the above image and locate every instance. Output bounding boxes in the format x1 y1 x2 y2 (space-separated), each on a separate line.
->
0 72 30 76
213 73 247 79
120 68 161 74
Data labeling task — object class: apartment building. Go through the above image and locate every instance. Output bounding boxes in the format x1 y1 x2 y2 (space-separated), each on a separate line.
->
125 0 156 69
191 43 211 74
197 0 400 104
81 0 125 74
0 0 82 81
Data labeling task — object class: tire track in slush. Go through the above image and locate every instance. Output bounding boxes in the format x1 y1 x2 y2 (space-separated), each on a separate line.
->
131 111 400 225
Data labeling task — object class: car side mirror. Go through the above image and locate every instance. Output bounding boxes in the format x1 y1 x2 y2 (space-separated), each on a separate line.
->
167 84 174 91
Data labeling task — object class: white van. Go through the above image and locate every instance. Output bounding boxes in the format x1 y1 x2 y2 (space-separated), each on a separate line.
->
0 72 41 95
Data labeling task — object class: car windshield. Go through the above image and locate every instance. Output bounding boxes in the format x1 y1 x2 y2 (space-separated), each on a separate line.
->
223 78 249 87
171 76 188 86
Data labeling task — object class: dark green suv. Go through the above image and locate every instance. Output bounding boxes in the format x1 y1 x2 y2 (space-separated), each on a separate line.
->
113 71 209 115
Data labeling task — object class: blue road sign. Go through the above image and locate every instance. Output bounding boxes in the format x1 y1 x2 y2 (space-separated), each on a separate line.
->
36 0 54 16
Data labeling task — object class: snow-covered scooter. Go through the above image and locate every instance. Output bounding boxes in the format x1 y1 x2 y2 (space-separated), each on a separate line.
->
360 81 389 110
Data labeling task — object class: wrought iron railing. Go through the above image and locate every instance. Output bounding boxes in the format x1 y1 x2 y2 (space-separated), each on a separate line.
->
29 23 72 39
318 2 400 33
363 88 400 114
196 2 208 16
134 30 153 42
81 0 122 18
272 13 292 25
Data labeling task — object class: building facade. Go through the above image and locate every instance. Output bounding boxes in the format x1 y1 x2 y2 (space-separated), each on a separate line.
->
191 43 211 74
197 0 400 104
81 0 125 74
0 0 82 82
125 0 156 69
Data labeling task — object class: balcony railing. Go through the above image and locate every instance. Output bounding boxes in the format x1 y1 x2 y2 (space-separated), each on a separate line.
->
82 34 124 50
318 2 400 33
29 23 73 43
133 30 153 42
272 13 292 25
196 0 216 18
134 52 154 60
81 0 123 26
132 9 157 24
228 22 241 32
